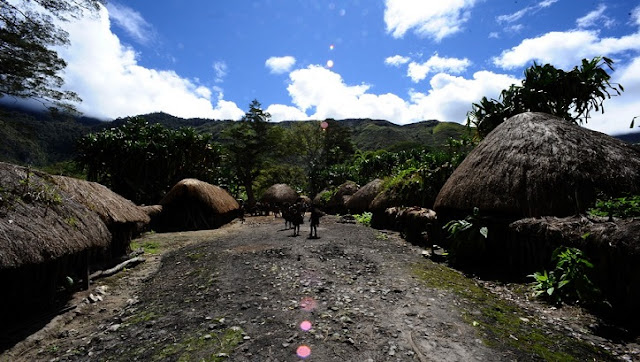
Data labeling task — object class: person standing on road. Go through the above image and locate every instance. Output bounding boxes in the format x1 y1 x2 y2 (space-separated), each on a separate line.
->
309 206 325 239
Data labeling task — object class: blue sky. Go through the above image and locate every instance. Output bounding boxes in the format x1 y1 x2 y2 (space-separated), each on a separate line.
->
47 0 640 134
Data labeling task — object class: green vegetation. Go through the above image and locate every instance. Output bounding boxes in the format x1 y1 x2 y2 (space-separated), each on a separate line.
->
529 246 600 305
130 240 161 255
412 261 611 360
353 212 372 226
443 207 489 265
589 194 640 219
468 56 623 138
154 327 245 362
126 310 157 325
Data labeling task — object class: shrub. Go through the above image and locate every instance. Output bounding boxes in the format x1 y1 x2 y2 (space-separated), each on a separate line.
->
588 195 640 219
353 212 372 227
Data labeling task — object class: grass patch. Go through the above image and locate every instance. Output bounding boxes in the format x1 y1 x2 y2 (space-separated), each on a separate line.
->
412 261 612 361
154 327 245 361
126 310 157 325
130 239 161 255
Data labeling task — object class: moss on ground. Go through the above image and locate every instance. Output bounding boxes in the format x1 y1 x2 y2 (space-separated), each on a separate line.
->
130 239 161 255
153 327 245 361
412 261 613 361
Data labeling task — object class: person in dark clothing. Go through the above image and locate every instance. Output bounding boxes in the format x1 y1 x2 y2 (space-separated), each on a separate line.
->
309 206 325 239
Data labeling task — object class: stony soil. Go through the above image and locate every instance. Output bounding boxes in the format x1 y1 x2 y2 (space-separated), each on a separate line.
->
2 215 639 361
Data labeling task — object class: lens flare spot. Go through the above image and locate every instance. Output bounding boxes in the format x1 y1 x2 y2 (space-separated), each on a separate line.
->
326 60 334 68
300 320 312 331
320 121 329 129
297 345 312 358
329 44 335 50
300 297 317 311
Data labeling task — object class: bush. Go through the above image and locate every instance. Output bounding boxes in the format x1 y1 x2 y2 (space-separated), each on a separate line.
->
588 195 640 219
353 212 372 227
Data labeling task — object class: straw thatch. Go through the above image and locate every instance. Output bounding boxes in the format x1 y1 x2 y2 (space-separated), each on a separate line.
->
434 112 640 218
260 183 298 205
158 178 239 231
0 162 111 269
52 176 150 227
345 178 383 213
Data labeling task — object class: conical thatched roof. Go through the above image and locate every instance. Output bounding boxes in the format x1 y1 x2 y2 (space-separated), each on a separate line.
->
345 178 383 213
260 184 298 204
0 162 111 269
434 112 640 218
52 176 149 226
158 178 239 231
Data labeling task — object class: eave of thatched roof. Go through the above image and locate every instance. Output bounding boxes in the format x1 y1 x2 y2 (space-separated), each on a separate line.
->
434 112 640 218
0 162 111 269
52 176 150 226
345 178 383 212
260 184 298 204
160 178 239 214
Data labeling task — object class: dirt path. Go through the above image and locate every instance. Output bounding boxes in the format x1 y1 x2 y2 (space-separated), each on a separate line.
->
2 215 636 361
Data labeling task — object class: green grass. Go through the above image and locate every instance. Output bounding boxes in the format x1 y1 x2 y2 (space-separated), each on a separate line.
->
130 240 161 255
154 327 245 361
412 261 612 361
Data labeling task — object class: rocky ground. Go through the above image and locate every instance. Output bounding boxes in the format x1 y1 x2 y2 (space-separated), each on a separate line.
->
2 215 639 361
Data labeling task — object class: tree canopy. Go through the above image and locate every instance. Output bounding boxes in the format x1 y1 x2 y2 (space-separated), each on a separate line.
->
0 0 102 111
467 57 624 138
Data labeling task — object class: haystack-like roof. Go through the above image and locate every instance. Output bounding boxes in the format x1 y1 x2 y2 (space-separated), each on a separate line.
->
0 162 111 269
160 179 239 214
434 112 640 218
330 181 359 207
53 176 149 226
345 178 383 212
260 184 298 204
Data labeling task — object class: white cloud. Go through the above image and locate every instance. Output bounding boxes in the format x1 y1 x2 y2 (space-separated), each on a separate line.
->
493 30 640 69
576 4 614 29
55 6 243 120
106 2 153 44
497 0 558 24
385 55 411 67
265 56 297 74
632 5 640 26
265 104 310 122
212 61 228 83
488 32 500 39
269 65 518 125
384 0 478 41
407 54 471 82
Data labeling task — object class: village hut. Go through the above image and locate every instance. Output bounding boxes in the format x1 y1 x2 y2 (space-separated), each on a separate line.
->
345 178 383 214
434 112 640 219
157 179 239 232
0 162 111 324
318 181 359 214
260 183 299 205
140 204 163 231
433 112 640 275
52 176 150 258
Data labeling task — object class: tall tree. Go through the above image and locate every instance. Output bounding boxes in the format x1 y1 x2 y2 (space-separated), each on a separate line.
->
0 0 103 111
223 100 281 206
467 57 624 138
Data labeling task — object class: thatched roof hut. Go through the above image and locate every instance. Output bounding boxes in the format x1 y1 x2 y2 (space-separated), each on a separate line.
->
52 176 149 227
315 181 359 214
346 178 383 213
52 175 150 257
434 112 640 218
260 183 298 205
158 178 239 231
0 163 111 270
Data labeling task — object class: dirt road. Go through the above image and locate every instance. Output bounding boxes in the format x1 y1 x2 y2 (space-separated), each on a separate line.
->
2 215 630 361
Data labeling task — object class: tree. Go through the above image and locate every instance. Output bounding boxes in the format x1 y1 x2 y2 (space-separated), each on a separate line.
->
468 57 624 138
0 0 103 111
76 117 223 204
223 100 283 206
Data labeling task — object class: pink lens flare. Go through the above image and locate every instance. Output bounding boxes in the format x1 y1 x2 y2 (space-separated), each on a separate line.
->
297 345 312 358
329 44 335 50
320 121 329 130
299 297 317 311
300 320 312 331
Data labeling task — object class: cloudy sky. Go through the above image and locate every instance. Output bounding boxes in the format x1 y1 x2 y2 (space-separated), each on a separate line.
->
51 0 640 135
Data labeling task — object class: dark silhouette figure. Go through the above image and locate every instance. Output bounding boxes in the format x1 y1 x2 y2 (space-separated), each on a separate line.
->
309 206 325 239
290 203 304 236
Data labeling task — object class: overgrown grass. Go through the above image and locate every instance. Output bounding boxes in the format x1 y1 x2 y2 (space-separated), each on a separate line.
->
412 261 612 361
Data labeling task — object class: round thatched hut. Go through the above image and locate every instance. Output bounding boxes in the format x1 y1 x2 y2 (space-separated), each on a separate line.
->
52 176 150 258
260 184 299 205
434 112 640 218
157 179 239 231
345 178 383 214
0 162 111 325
